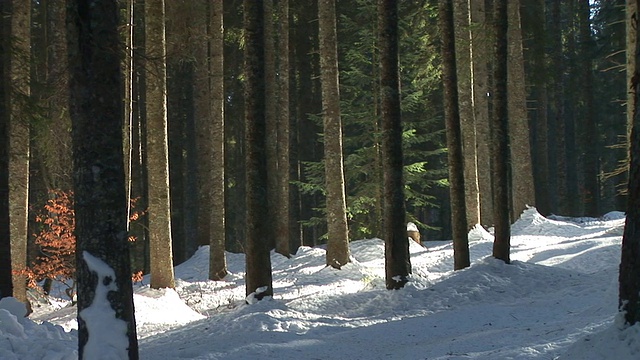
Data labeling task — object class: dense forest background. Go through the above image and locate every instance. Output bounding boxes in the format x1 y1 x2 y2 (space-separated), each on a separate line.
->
0 0 632 290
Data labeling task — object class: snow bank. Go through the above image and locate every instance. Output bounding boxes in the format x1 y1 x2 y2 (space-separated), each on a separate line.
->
0 297 77 360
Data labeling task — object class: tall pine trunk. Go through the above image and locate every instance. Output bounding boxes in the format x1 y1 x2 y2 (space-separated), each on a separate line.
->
441 0 470 271
453 0 480 227
67 0 139 357
531 0 551 216
209 0 228 281
470 0 493 227
0 0 13 300
276 0 292 257
491 0 511 264
8 0 31 307
507 0 535 220
244 0 274 299
581 0 599 216
380 0 411 289
145 0 175 289
195 0 213 253
318 0 350 269
620 0 640 324
265 0 279 252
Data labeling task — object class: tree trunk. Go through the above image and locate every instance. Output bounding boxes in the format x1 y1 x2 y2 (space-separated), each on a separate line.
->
194 0 212 251
627 0 637 182
318 0 350 269
0 0 13 300
45 0 73 192
581 0 599 216
507 0 535 220
550 0 566 214
8 0 30 307
209 0 228 281
379 0 411 289
440 0 470 271
122 0 134 231
276 0 292 257
491 0 511 264
453 0 480 227
620 0 640 323
145 0 175 289
67 0 139 357
293 0 322 248
265 0 279 252
530 0 551 216
244 0 274 300
470 0 493 227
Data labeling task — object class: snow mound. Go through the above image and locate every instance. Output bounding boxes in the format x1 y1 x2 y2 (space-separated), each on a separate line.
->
135 287 206 338
469 224 493 242
0 297 77 360
512 207 590 237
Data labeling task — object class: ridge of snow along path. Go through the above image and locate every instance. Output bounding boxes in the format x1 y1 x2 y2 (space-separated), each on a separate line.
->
2 207 637 359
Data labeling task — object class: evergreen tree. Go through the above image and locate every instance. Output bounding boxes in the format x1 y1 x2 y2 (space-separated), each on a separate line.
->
194 0 213 252
580 0 599 216
209 0 228 281
619 0 640 328
145 0 175 289
276 0 292 257
507 0 535 219
0 0 12 300
319 0 351 268
67 0 138 357
491 0 511 264
244 0 274 300
470 0 493 227
523 0 551 216
453 0 480 227
440 0 470 270
380 0 411 289
8 0 31 307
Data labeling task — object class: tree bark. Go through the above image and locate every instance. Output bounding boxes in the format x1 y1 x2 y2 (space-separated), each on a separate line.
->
581 0 599 216
145 0 175 289
265 0 279 252
244 0 274 299
276 0 292 257
491 0 511 264
507 0 535 220
8 0 30 307
209 0 228 281
550 0 566 214
319 0 350 269
620 0 640 323
0 0 13 300
453 0 480 227
627 0 638 185
194 0 213 252
530 0 551 216
380 0 411 289
470 0 493 227
46 0 73 191
67 0 139 357
440 0 470 271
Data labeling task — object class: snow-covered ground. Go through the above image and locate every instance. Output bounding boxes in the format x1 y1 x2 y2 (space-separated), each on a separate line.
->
2 207 640 359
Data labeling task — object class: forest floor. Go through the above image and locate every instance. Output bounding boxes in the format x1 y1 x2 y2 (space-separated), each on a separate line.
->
2 207 639 359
